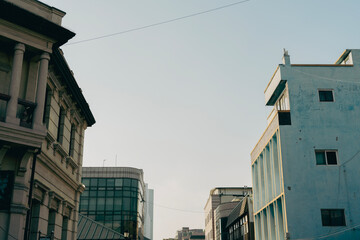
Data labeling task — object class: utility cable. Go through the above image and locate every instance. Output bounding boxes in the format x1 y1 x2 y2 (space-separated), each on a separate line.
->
65 0 251 46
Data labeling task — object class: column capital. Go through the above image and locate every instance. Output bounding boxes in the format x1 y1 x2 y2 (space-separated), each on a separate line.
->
14 43 25 52
40 52 50 61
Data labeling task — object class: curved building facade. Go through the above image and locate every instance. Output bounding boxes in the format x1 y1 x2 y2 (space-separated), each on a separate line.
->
80 167 145 240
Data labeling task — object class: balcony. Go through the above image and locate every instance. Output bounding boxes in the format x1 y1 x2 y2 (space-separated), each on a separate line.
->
264 66 287 106
0 96 45 148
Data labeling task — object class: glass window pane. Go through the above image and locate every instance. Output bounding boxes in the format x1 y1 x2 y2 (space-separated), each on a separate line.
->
319 90 334 102
123 198 130 211
114 198 122 211
106 198 114 211
123 191 131 197
107 179 115 187
98 190 105 197
131 179 138 187
97 198 105 211
106 191 114 197
90 179 97 186
89 190 97 197
89 199 96 211
98 178 106 187
115 179 123 186
326 152 337 165
124 179 131 187
316 152 326 165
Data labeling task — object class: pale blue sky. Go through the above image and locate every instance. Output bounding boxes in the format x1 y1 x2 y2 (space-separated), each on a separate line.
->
41 0 360 239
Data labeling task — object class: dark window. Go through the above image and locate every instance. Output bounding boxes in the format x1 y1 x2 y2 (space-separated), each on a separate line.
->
315 150 338 165
69 124 76 156
321 209 346 226
319 90 334 102
0 171 14 210
57 107 65 143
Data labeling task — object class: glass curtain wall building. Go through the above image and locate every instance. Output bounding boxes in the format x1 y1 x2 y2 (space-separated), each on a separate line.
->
79 167 145 240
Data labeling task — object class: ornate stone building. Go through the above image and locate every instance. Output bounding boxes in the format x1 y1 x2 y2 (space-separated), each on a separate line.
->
0 0 95 239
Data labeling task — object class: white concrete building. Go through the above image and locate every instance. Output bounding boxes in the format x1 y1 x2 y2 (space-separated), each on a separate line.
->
0 1 95 239
251 49 360 239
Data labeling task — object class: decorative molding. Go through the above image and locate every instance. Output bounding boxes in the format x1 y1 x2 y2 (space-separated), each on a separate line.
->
0 145 10 168
66 156 78 174
48 191 63 212
10 203 28 215
18 149 35 177
53 142 67 162
45 132 56 149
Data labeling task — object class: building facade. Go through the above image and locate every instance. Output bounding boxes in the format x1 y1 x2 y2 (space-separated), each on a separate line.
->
214 201 239 240
80 167 145 240
0 0 95 239
143 184 154 240
225 196 254 240
204 187 252 240
251 50 360 239
176 227 205 240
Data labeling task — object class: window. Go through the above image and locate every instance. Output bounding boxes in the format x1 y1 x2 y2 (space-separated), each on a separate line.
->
57 107 65 143
69 124 76 156
315 150 338 165
319 90 334 102
321 209 346 226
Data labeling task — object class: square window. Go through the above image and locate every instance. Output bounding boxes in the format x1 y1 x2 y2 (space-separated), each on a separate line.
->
315 150 338 165
321 209 346 226
319 90 334 102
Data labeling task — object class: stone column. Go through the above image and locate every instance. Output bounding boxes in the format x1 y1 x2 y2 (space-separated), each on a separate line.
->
33 52 50 131
6 43 25 125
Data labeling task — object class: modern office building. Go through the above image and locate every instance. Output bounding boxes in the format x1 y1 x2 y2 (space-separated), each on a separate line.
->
251 49 360 239
0 0 95 239
143 184 154 240
204 187 252 240
80 167 145 240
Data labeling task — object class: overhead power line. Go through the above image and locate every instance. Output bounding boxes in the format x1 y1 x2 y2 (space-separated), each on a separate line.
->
65 0 251 46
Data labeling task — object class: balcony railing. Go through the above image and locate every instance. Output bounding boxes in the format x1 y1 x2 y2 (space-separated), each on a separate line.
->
17 98 36 128
0 93 10 122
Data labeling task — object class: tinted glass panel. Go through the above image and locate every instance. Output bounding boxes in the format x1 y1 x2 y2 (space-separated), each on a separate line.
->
98 178 106 187
319 90 334 102
326 152 337 165
115 179 123 186
123 179 131 187
315 152 326 165
321 209 345 226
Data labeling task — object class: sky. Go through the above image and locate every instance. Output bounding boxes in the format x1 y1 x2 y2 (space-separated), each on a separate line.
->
41 0 360 239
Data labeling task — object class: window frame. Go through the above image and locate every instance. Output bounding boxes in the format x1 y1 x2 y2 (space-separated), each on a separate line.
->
318 89 335 102
315 150 338 165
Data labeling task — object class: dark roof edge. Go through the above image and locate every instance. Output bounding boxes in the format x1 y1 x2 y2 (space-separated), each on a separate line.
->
0 1 75 48
52 48 96 126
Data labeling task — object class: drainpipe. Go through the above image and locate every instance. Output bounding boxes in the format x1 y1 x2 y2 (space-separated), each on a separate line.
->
24 148 41 240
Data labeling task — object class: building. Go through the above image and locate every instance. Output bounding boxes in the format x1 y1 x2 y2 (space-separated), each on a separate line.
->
143 184 154 240
80 167 145 240
225 196 254 240
214 201 239 240
176 227 205 240
0 0 95 239
204 187 252 240
251 49 360 239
